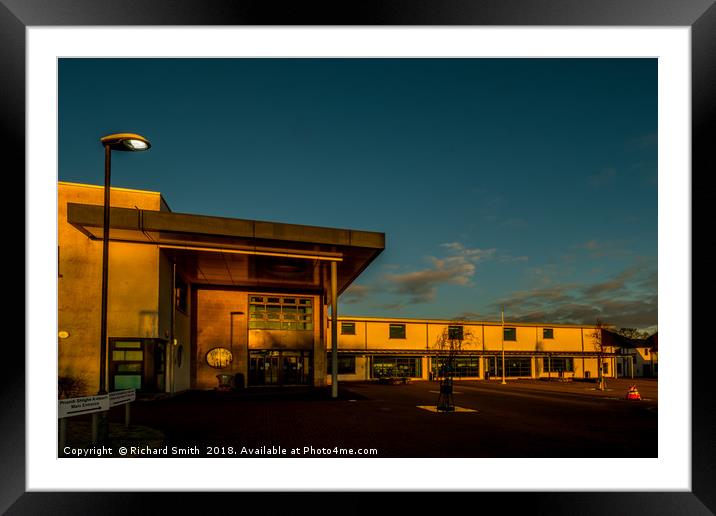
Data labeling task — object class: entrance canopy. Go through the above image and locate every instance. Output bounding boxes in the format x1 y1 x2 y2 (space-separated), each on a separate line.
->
67 203 385 295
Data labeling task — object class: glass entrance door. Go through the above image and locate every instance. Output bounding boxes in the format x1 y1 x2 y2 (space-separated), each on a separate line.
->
249 350 312 386
249 352 280 385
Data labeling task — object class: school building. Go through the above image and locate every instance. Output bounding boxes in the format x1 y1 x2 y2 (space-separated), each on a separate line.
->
58 182 624 395
327 317 617 383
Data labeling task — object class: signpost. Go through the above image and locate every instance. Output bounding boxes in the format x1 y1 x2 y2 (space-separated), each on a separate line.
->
58 394 109 419
58 389 136 454
109 389 136 427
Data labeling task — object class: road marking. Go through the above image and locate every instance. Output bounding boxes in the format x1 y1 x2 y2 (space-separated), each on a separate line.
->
455 384 620 406
416 405 478 413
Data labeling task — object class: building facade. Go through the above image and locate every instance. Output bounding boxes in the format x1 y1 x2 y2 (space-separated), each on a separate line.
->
59 182 623 396
58 182 384 394
326 317 617 383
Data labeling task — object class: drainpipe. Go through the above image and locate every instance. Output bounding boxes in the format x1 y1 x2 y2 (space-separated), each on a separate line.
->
580 328 585 378
331 261 338 398
170 262 176 394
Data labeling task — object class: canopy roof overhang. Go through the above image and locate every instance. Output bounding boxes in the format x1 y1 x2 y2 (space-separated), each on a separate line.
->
334 349 617 357
67 202 385 295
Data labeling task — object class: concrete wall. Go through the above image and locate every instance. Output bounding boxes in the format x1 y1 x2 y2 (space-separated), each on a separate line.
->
194 289 248 390
173 281 192 392
194 289 324 389
327 317 616 381
58 183 163 395
617 348 658 378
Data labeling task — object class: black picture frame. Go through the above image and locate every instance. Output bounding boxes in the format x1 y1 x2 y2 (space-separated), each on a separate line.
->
6 1 710 513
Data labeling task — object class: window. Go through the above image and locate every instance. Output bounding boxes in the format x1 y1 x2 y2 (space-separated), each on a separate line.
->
389 324 406 339
175 276 188 313
371 356 421 378
602 362 609 374
488 356 531 377
433 356 479 378
543 357 574 372
543 328 554 339
341 322 356 335
110 340 144 391
327 355 356 375
644 348 649 356
448 325 464 340
206 348 233 369
504 327 517 341
249 295 313 330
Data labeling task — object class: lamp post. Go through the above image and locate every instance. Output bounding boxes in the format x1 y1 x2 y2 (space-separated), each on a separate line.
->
501 306 506 384
97 133 151 396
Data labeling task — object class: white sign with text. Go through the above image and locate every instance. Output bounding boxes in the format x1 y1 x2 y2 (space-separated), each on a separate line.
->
109 389 136 407
58 394 109 418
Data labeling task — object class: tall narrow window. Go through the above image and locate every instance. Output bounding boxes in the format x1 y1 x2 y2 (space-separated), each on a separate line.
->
175 276 188 313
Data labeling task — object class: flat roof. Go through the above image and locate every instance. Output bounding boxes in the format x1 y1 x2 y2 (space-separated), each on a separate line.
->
334 315 606 329
66 202 384 295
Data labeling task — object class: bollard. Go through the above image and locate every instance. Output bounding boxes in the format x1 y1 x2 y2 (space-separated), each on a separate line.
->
59 418 67 456
91 413 99 444
125 403 131 428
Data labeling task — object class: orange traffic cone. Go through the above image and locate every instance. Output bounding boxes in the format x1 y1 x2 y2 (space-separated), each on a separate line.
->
625 385 642 400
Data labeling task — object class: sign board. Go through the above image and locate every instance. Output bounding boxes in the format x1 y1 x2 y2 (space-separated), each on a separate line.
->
58 394 109 418
109 389 136 407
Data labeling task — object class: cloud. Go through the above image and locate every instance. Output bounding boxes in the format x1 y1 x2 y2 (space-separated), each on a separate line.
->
498 254 529 264
453 311 484 321
341 284 375 304
627 133 657 150
490 261 657 330
383 243 497 304
345 242 527 308
589 167 617 187
386 256 476 303
440 242 497 261
575 239 635 260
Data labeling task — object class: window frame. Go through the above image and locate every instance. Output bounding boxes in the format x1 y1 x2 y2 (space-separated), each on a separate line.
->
175 275 189 314
448 325 464 341
248 295 314 331
341 322 356 335
326 354 357 375
388 323 406 339
543 357 574 373
504 327 517 341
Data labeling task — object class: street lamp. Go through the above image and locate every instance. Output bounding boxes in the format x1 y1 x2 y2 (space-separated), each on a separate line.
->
501 306 506 384
98 133 151 396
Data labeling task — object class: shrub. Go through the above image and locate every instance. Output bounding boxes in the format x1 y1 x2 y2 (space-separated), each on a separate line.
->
58 375 88 399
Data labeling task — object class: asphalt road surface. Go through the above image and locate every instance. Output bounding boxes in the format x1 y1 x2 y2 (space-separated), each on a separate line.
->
98 378 657 458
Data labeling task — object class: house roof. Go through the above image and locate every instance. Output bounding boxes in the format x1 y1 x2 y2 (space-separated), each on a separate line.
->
602 329 645 349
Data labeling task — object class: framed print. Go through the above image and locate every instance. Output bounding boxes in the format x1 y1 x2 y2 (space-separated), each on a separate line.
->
5 0 711 513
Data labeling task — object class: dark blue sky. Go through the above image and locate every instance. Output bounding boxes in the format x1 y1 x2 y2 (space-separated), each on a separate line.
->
59 58 657 330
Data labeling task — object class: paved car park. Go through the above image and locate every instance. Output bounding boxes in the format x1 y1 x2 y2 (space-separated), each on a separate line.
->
74 378 658 458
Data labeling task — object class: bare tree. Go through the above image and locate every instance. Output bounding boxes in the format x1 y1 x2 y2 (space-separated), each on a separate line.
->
434 323 475 411
591 319 609 391
615 327 650 341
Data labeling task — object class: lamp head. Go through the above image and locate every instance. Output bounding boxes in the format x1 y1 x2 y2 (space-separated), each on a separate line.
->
100 133 151 151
